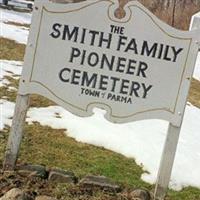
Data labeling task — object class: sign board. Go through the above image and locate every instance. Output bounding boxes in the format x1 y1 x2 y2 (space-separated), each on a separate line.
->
3 1 200 200
19 0 199 126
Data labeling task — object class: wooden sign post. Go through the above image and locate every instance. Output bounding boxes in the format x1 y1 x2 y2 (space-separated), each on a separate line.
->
154 124 182 199
3 1 200 199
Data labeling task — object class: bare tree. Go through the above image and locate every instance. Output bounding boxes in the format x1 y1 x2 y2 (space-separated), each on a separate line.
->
172 0 177 26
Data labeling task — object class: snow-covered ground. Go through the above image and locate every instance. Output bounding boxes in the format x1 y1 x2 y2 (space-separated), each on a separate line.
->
0 7 31 44
1 7 200 190
0 0 34 8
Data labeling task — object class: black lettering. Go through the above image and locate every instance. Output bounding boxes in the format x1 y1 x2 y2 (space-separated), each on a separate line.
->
110 77 120 92
129 82 140 97
116 57 126 73
71 69 81 85
100 54 114 71
80 28 87 44
89 30 99 46
142 84 153 98
81 72 97 88
69 47 81 63
125 38 138 54
137 62 148 78
117 36 127 51
120 79 129 94
80 50 86 65
126 59 136 75
62 25 79 42
99 75 109 90
59 68 71 82
157 44 164 59
88 52 99 67
163 45 171 61
141 41 158 57
172 47 183 62
50 23 61 38
98 32 112 49
110 25 124 35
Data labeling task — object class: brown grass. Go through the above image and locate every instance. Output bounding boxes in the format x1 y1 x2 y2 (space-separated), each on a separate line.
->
189 78 200 109
4 21 30 28
0 76 55 107
0 37 25 61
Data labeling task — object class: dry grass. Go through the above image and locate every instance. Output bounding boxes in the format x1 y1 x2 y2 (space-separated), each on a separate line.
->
0 123 151 191
0 76 55 107
189 78 200 109
1 123 200 200
4 21 30 28
0 37 25 61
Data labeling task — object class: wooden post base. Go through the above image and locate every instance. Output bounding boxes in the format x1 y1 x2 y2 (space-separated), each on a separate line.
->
154 124 181 200
3 94 29 171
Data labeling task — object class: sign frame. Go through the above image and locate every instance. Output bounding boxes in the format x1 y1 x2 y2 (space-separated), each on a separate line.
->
3 1 200 200
17 0 199 126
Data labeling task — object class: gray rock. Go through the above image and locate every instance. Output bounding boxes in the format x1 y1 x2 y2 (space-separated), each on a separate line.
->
17 170 33 177
2 170 16 177
0 188 30 200
17 164 48 179
79 175 121 192
48 168 77 183
129 189 151 200
35 196 57 200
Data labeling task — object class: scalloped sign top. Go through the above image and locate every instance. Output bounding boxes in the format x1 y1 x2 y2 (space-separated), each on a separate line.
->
19 0 199 126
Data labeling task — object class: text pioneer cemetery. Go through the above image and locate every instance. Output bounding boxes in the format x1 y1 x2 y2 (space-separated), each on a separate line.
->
50 23 184 104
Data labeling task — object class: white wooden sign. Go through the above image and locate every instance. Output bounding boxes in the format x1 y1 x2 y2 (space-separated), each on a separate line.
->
3 1 200 200
18 0 199 126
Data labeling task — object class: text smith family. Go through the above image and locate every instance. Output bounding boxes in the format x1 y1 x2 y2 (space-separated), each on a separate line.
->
49 23 184 104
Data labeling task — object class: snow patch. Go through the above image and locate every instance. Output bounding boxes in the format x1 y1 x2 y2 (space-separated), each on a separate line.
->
1 99 200 190
0 21 29 44
0 6 31 24
0 99 15 129
0 7 31 44
0 60 22 86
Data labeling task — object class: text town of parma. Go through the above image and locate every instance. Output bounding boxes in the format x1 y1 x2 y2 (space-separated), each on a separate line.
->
50 23 183 102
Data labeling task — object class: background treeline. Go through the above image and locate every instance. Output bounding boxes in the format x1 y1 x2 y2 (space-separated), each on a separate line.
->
28 0 200 29
75 0 200 30
144 0 200 30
